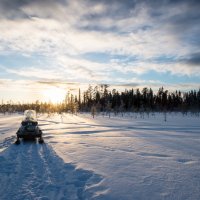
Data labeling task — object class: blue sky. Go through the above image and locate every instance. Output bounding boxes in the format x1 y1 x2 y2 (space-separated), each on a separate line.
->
0 0 200 102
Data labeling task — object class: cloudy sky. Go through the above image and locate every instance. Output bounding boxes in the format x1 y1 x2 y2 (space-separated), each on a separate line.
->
0 0 200 102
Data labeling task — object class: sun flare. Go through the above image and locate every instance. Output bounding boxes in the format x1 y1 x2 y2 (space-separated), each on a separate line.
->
43 87 66 103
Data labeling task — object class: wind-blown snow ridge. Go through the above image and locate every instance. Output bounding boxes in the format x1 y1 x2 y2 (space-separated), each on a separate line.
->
0 142 105 200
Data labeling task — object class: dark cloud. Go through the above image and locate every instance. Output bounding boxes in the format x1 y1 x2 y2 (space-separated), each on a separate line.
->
1 0 200 31
184 53 200 66
1 0 200 19
0 0 67 19
114 83 140 87
0 0 67 9
37 81 79 86
0 0 28 19
74 0 200 46
150 53 200 67
151 0 200 33
166 1 200 31
84 0 138 19
82 0 200 20
147 0 200 47
1 0 200 60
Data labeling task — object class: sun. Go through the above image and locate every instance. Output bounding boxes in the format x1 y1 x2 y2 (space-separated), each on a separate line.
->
43 87 66 103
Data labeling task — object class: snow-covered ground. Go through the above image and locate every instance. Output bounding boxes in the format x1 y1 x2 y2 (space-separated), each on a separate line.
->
0 112 200 200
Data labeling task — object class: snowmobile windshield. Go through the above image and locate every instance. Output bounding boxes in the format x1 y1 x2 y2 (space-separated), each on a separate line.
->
24 110 37 121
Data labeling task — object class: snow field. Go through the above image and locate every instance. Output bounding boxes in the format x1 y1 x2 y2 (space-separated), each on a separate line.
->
0 112 200 199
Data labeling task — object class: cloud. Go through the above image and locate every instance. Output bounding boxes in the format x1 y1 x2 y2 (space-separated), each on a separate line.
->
0 0 200 101
0 0 197 58
37 81 79 86
0 0 67 19
183 53 200 66
0 78 11 85
6 67 63 80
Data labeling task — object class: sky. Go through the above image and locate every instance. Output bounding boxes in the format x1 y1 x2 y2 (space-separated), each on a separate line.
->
0 0 200 103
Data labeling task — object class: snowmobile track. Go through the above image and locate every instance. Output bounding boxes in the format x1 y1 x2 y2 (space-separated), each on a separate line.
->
0 136 16 150
0 143 104 200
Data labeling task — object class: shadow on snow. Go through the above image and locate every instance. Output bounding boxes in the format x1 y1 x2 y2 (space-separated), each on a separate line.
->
0 142 106 200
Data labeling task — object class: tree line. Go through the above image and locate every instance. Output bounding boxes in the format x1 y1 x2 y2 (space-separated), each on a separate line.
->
80 85 200 114
0 85 200 114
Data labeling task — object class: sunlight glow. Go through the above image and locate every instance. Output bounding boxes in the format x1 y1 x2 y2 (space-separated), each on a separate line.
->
43 87 66 103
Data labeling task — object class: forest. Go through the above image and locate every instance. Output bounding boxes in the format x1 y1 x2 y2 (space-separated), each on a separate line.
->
1 85 200 115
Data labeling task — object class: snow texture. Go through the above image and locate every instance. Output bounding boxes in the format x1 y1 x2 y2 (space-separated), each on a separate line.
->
0 112 200 200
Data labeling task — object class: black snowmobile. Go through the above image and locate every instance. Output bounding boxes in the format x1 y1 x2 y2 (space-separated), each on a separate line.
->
15 110 44 144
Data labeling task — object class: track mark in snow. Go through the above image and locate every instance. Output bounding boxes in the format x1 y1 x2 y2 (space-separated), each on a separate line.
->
43 136 54 139
0 136 16 150
118 148 135 153
176 158 197 164
63 142 70 144
0 143 106 200
79 142 135 154
38 119 60 124
0 130 9 135
137 152 171 158
48 141 58 144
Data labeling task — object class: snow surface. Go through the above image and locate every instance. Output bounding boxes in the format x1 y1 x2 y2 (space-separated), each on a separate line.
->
0 112 200 200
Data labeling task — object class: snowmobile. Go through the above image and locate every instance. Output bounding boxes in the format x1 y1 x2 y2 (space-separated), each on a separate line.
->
15 110 44 144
